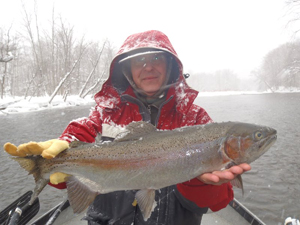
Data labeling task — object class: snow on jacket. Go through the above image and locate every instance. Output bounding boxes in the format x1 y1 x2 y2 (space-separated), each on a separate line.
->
58 30 233 224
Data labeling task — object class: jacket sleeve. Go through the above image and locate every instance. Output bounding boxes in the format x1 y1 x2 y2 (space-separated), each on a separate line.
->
176 179 233 212
59 105 103 143
175 104 234 212
50 105 103 190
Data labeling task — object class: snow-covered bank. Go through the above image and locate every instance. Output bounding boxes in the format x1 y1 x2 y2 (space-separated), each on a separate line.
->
0 95 95 115
197 91 263 97
197 87 300 97
0 89 299 115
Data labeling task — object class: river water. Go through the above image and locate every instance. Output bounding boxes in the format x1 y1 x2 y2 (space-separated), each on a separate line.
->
0 93 299 225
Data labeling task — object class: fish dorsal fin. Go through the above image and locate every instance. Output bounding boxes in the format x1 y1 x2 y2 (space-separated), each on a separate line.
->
69 141 97 149
69 140 84 148
135 189 156 221
66 176 100 214
115 121 157 142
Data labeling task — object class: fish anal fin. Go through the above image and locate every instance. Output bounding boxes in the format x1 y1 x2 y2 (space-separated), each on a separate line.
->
135 189 156 221
66 176 100 214
115 121 157 142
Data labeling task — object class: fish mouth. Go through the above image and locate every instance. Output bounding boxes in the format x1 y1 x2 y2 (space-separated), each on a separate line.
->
261 134 277 151
252 132 277 161
261 128 277 149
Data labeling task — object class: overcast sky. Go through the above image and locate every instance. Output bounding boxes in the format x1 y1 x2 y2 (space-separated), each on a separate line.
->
0 0 296 78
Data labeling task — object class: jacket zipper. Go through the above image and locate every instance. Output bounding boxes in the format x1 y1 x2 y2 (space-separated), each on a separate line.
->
121 94 174 127
155 95 173 126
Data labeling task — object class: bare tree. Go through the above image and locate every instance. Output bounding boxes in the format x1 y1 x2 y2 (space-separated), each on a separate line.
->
1 1 117 99
48 42 87 104
79 41 106 98
0 26 14 99
285 0 300 35
0 53 14 63
251 70 275 92
21 1 46 97
81 67 107 98
257 41 300 90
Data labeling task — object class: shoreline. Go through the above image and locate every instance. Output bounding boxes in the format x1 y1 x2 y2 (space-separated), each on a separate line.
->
1 90 299 115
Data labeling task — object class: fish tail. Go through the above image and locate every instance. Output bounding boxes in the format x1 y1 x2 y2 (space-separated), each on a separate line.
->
12 157 49 204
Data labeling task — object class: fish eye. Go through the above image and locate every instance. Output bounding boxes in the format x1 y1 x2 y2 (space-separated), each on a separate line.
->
254 131 264 140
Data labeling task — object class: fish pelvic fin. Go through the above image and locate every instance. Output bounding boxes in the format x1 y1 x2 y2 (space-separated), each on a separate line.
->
135 189 156 221
65 176 99 214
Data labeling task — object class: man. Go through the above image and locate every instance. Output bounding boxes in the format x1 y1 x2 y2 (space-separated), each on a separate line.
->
4 30 250 224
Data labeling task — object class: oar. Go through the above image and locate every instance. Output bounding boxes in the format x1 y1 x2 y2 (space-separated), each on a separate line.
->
30 200 71 225
0 191 40 225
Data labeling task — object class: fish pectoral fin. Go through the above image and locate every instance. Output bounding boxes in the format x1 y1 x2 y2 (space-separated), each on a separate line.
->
225 162 245 195
230 174 244 195
135 189 156 221
65 176 99 214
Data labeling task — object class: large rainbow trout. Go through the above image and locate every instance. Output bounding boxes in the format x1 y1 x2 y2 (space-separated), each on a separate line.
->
10 121 277 220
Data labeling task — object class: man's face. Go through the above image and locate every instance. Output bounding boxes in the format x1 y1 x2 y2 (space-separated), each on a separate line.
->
130 53 167 96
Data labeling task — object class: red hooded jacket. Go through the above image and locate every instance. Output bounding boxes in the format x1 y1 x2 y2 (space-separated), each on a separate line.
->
57 30 233 223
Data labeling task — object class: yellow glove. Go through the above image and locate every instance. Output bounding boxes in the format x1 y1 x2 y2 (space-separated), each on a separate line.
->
50 172 70 184
4 139 69 159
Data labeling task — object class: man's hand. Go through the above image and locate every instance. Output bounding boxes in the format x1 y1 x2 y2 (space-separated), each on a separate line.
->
4 139 69 159
197 163 251 185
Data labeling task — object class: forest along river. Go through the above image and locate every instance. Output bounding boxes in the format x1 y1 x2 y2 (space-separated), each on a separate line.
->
0 92 299 225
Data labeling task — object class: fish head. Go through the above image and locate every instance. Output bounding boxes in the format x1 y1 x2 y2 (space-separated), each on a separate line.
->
223 122 277 165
